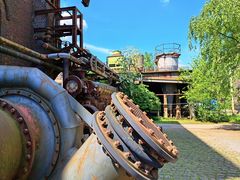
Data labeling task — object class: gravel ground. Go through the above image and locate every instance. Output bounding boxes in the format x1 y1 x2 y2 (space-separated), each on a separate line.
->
158 124 240 180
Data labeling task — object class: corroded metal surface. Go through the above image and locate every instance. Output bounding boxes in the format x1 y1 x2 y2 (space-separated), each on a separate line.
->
93 92 179 180
0 0 179 179
0 99 35 179
0 106 22 179
94 112 158 180
0 66 79 179
0 68 179 179
62 134 133 180
0 89 61 178
112 92 179 161
105 106 162 168
0 0 41 67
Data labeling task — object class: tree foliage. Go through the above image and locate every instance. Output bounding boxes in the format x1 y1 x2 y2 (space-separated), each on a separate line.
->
144 52 154 70
119 48 161 113
183 0 240 121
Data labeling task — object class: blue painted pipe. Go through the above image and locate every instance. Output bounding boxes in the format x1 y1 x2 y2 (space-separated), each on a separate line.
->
0 66 78 128
0 66 94 178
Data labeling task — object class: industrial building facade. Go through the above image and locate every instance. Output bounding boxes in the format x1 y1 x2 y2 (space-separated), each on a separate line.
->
107 44 189 118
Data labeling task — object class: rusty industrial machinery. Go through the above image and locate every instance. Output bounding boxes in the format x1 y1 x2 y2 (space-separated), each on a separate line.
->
0 0 179 179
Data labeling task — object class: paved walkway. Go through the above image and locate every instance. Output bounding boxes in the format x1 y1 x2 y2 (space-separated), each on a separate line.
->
158 124 240 180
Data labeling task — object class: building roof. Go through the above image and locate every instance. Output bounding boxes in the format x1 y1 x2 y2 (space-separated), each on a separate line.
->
142 79 185 84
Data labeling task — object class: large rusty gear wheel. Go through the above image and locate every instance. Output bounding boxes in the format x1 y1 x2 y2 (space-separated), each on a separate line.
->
93 92 179 180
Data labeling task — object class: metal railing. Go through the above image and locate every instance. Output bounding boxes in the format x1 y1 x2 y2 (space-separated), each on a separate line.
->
155 43 181 55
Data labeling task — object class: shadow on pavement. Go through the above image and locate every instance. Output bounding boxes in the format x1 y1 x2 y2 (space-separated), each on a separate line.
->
158 123 240 180
217 124 240 131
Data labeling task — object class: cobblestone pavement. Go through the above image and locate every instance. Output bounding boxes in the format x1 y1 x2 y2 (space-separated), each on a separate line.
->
158 124 240 180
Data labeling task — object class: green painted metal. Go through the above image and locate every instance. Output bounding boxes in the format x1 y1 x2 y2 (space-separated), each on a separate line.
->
0 108 23 179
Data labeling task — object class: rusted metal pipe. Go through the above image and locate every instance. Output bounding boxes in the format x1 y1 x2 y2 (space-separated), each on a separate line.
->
46 53 85 65
63 58 70 84
41 42 61 52
0 66 85 178
0 36 84 65
93 81 118 92
0 45 62 71
0 65 80 128
0 36 47 60
62 134 133 180
0 65 178 179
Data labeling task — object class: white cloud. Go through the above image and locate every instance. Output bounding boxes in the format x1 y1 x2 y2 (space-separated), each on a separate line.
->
160 0 170 5
84 43 112 55
83 19 88 29
61 36 72 43
60 12 88 30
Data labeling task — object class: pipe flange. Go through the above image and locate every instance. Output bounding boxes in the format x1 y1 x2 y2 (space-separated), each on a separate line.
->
111 92 179 162
0 89 60 177
94 111 158 180
0 99 35 179
93 92 179 179
64 75 84 96
105 105 164 168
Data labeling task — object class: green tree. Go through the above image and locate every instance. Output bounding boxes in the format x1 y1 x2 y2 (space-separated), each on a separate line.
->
144 52 154 70
183 0 240 121
119 48 161 113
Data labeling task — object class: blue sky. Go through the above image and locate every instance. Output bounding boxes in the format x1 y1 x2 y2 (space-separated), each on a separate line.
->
62 0 206 67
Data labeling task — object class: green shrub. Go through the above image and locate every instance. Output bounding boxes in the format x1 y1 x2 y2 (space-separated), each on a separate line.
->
195 102 230 122
126 84 161 113
118 47 161 113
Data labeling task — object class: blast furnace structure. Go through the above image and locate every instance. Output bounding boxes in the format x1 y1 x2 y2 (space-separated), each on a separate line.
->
142 43 189 118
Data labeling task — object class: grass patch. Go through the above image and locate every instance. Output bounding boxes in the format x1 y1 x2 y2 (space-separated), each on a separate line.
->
229 115 240 124
152 114 240 124
152 117 225 124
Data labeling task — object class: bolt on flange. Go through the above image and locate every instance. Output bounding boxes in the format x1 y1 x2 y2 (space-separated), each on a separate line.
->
111 92 179 161
94 112 157 180
93 92 179 180
0 99 35 179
